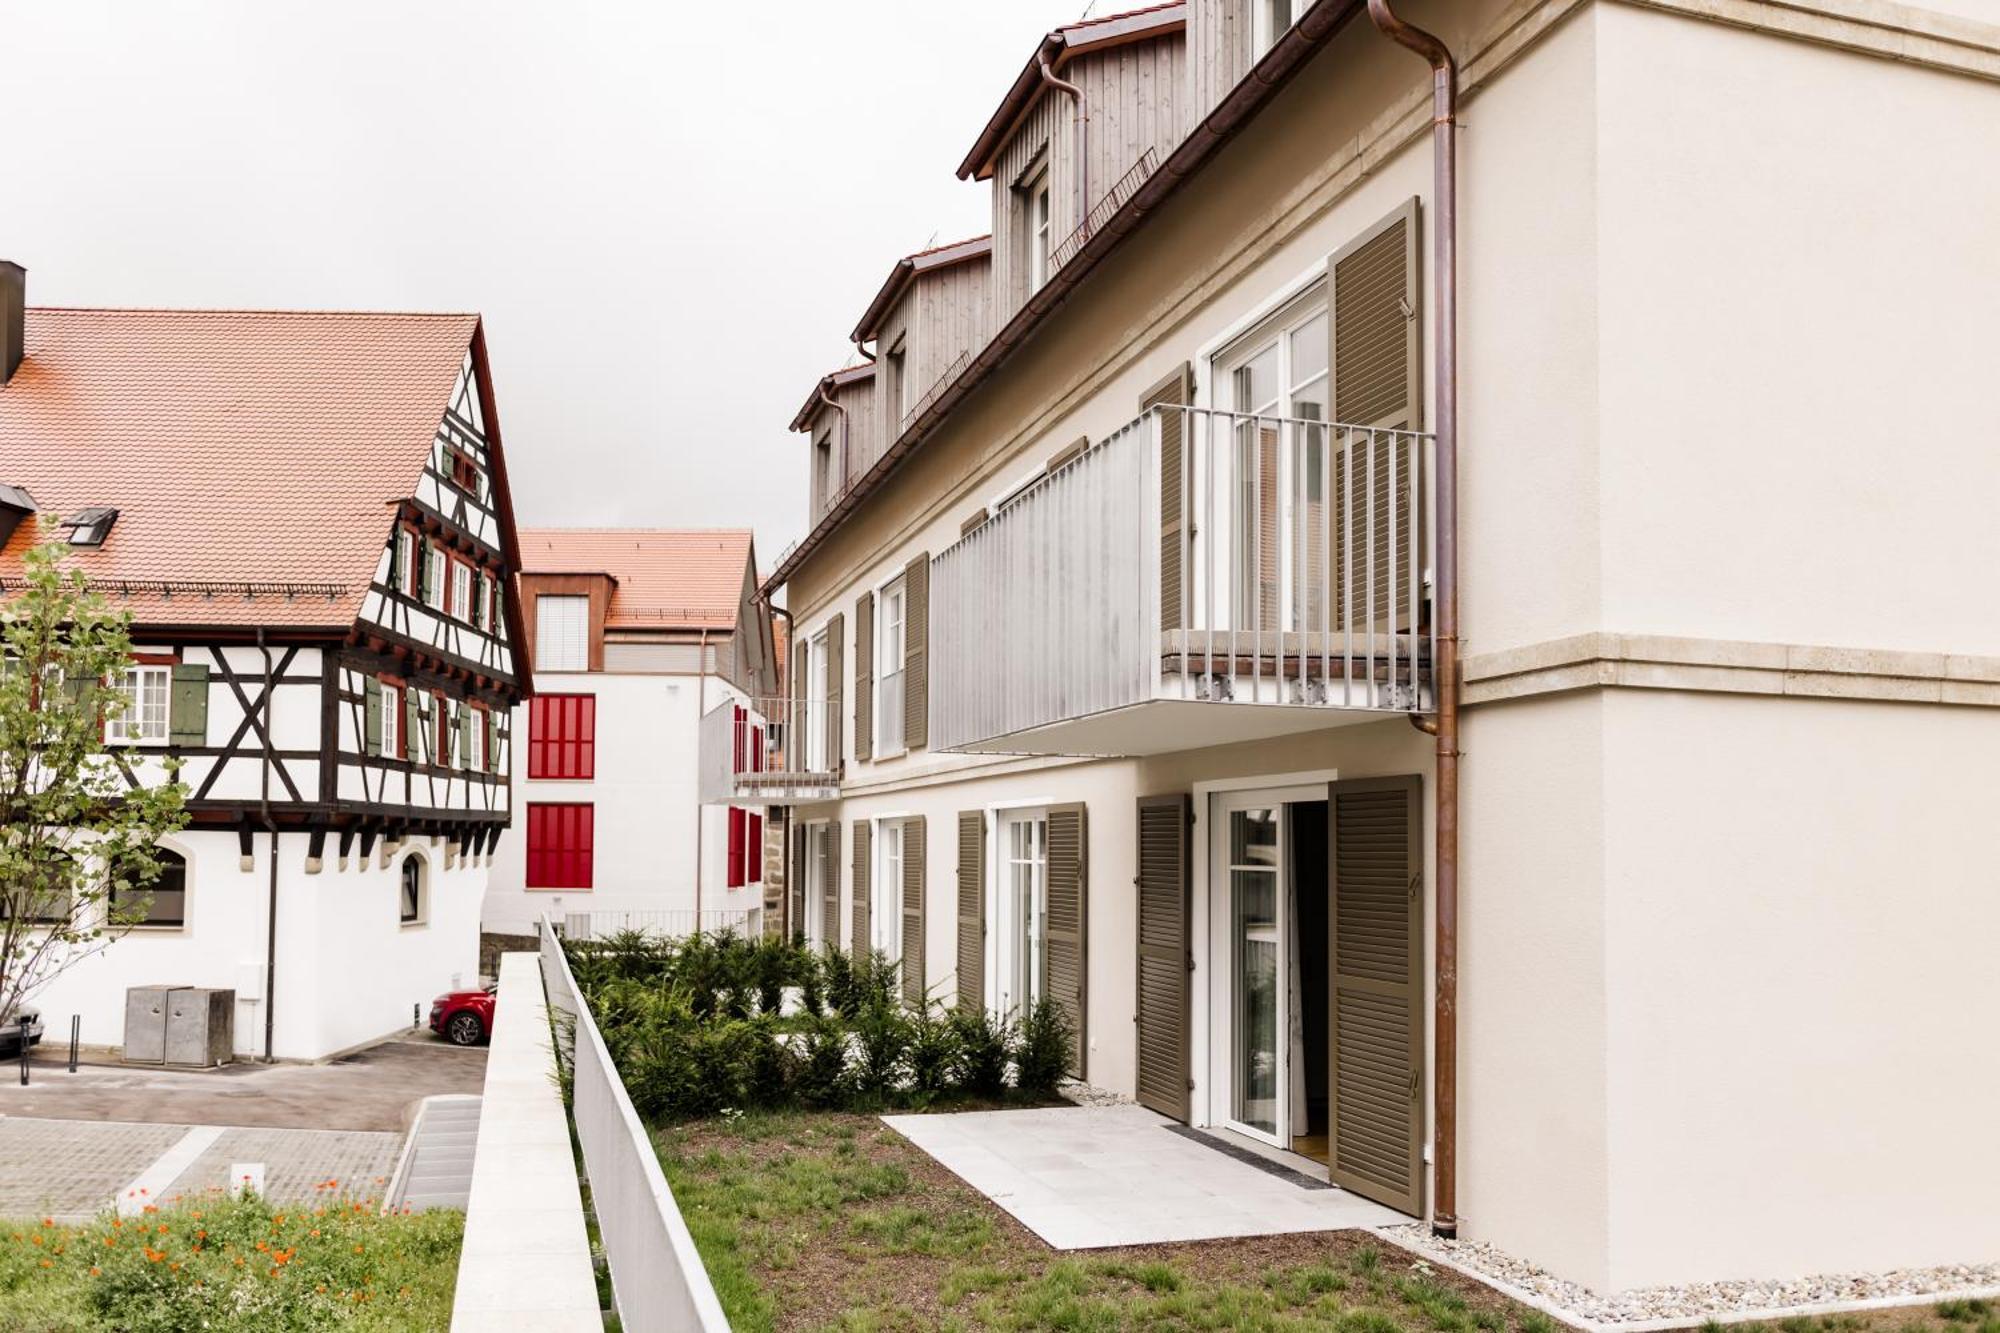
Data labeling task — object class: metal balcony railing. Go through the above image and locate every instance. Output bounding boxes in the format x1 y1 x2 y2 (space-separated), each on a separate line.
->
697 696 839 805
929 404 1435 755
1050 149 1159 274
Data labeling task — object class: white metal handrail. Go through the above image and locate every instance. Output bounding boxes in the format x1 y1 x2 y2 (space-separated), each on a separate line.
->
697 694 838 804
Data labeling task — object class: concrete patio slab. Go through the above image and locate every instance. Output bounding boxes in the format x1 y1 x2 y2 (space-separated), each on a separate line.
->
882 1103 1407 1250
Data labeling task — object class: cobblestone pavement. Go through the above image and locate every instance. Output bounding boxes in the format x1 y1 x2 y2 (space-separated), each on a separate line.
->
159 1126 402 1209
0 1118 191 1221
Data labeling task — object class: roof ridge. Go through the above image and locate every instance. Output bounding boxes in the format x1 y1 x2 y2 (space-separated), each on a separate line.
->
521 526 754 536
27 306 480 320
903 233 993 262
1058 0 1184 34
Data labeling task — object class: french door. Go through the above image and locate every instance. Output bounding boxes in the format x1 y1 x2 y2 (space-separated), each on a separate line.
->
989 811 1048 1024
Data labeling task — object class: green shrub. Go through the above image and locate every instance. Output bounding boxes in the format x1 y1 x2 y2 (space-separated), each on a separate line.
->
797 949 825 1017
905 1001 965 1104
951 1006 1013 1099
1014 996 1072 1097
752 939 794 1015
849 1002 911 1103
821 948 860 1018
795 1010 852 1108
854 950 901 1015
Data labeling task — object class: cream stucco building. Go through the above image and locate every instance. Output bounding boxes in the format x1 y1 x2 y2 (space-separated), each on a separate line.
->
721 0 2000 1295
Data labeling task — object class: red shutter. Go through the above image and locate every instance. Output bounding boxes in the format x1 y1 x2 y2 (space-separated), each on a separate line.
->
748 811 763 883
727 807 746 888
576 695 596 779
528 694 596 780
752 725 764 772
527 802 594 889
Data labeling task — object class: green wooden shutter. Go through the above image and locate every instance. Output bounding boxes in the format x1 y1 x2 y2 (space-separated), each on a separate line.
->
458 702 473 767
1143 366 1193 634
470 571 485 629
1134 793 1193 1122
901 816 926 1007
1045 803 1088 1077
414 539 429 601
850 819 872 955
854 593 874 764
1329 774 1424 1216
956 811 985 1012
902 553 929 752
387 532 403 590
404 688 420 762
363 678 382 756
485 711 499 772
1329 199 1422 634
169 663 210 746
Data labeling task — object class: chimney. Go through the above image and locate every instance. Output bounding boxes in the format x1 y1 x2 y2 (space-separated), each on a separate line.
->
1 261 23 386
0 260 22 384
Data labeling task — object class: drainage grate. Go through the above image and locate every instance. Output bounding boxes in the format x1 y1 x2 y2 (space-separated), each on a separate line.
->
1162 1124 1333 1191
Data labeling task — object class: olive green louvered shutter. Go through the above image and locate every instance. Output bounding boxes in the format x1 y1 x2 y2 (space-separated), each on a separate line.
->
957 811 986 1010
1329 774 1424 1216
363 678 382 756
825 614 844 777
169 664 209 746
1046 803 1089 1077
414 538 430 601
1143 366 1193 634
901 816 926 1006
458 703 473 768
485 710 499 772
790 638 808 773
1329 199 1422 634
789 821 807 942
820 821 841 949
1134 793 1192 1122
404 688 421 762
854 593 874 764
851 820 872 955
386 533 403 590
470 571 485 629
902 553 929 752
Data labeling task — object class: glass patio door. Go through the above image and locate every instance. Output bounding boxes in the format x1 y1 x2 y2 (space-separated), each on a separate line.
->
1219 797 1286 1144
990 812 1048 1024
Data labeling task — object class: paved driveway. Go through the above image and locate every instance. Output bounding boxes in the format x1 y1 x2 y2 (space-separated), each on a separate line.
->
0 1034 486 1221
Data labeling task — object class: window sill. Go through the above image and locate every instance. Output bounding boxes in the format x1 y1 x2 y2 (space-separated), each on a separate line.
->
123 924 189 935
400 919 428 930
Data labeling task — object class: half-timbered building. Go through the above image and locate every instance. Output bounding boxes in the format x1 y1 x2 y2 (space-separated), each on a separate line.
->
0 266 529 1060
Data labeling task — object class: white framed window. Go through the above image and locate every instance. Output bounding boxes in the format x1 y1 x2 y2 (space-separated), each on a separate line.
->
399 854 427 926
110 665 170 745
398 530 417 596
535 594 590 672
872 819 904 958
425 547 448 611
804 629 830 772
379 680 402 759
468 706 487 771
1024 165 1051 291
1254 0 1309 56
876 577 906 756
452 563 473 623
988 809 1048 1023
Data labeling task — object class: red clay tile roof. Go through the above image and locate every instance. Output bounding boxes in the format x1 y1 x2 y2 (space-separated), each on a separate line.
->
517 528 753 630
0 307 480 629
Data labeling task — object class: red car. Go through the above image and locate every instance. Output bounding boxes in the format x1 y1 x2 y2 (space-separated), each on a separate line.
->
429 985 496 1046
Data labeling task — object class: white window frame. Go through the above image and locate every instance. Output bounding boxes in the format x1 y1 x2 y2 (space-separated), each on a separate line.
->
804 628 830 772
452 562 473 624
803 820 829 950
379 680 402 759
1253 0 1309 56
875 575 907 758
109 664 171 746
871 817 905 959
535 594 590 673
986 806 1049 1024
1025 165 1052 292
425 547 448 611
398 530 417 596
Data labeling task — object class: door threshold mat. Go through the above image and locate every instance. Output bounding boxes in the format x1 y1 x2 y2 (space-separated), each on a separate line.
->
1163 1124 1333 1190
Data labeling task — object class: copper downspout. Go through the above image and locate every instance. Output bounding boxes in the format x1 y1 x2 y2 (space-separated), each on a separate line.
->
1369 0 1461 1240
1036 54 1090 245
816 381 851 501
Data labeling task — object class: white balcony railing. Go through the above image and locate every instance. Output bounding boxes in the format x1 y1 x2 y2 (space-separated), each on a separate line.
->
697 696 839 805
929 405 1435 756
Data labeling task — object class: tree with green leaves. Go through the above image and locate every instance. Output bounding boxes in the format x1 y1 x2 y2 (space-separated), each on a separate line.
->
0 527 190 1029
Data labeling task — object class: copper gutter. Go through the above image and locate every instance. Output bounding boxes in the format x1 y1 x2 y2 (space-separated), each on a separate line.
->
1369 0 1460 1240
816 382 851 498
765 0 1368 599
1036 55 1090 248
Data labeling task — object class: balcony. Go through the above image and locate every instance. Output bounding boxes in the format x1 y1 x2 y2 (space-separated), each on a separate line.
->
698 696 839 806
929 405 1434 757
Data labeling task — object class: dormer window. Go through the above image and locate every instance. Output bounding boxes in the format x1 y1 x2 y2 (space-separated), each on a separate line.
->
63 507 118 547
1021 162 1052 292
1254 0 1309 57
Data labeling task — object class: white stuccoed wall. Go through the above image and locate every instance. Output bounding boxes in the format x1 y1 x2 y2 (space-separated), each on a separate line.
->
30 828 484 1061
483 669 764 935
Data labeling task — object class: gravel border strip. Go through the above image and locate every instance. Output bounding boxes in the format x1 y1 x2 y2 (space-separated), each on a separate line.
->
1373 1224 2000 1332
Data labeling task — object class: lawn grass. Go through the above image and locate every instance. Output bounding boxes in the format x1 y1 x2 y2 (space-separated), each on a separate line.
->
654 1109 1999 1333
0 1190 462 1331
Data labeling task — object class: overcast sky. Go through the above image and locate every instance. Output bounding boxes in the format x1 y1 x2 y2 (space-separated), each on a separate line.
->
4 0 1088 566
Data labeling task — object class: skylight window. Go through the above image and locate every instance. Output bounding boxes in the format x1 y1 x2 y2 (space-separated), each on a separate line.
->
63 507 118 547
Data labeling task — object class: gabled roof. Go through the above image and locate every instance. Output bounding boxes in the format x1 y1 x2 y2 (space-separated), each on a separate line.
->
850 235 994 345
789 360 876 434
0 307 481 629
518 528 754 630
957 2 1187 182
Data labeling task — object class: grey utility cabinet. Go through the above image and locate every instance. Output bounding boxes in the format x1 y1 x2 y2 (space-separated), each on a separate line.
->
123 985 188 1064
164 989 235 1068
